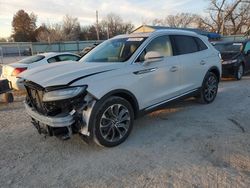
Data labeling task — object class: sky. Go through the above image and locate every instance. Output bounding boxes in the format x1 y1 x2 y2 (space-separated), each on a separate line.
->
0 0 209 38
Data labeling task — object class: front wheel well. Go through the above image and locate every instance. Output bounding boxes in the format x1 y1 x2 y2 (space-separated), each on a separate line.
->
99 90 139 119
209 67 220 82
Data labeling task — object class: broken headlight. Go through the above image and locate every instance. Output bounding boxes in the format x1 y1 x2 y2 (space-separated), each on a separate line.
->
43 86 87 102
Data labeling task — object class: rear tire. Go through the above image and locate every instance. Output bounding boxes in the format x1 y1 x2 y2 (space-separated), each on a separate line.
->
235 63 244 80
198 72 218 104
91 96 134 147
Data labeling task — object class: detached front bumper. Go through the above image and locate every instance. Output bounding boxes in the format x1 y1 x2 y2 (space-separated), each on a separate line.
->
24 101 75 128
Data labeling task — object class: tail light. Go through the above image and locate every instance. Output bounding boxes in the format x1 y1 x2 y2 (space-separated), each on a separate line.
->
11 67 27 76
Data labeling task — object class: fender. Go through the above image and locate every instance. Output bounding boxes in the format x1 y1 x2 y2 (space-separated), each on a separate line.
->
96 89 140 117
207 66 221 82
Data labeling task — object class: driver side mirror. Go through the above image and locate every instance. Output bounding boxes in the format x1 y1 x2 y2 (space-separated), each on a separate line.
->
143 51 164 65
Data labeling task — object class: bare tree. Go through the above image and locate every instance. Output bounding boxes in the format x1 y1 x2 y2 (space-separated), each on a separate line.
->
80 25 103 40
228 2 250 34
166 13 200 28
62 15 81 40
36 23 63 42
101 13 134 38
36 15 81 42
152 13 201 28
201 0 250 34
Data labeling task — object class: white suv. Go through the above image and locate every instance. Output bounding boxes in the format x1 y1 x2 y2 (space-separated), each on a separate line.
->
20 30 221 147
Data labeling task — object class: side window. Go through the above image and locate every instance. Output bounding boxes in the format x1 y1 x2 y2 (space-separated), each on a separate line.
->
244 41 250 54
194 37 208 51
58 55 80 61
47 56 59 63
172 35 199 55
137 35 173 62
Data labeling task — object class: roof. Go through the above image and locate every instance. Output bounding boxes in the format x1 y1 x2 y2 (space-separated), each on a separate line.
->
115 29 200 39
133 25 221 39
114 32 152 39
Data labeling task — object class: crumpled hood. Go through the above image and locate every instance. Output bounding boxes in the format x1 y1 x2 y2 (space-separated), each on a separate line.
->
19 61 120 88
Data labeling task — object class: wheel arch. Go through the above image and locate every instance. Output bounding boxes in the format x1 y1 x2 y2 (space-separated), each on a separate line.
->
208 66 221 82
97 89 140 119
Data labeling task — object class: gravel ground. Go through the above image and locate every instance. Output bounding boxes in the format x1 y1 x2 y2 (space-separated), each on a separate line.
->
0 69 250 187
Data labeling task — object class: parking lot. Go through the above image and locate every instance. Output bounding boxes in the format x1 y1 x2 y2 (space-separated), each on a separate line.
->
0 57 250 187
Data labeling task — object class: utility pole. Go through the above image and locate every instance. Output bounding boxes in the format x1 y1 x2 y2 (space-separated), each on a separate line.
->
96 10 100 40
107 24 109 39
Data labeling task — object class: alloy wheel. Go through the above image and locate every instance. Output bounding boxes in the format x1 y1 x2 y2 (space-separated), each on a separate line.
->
237 64 243 79
99 104 131 142
204 75 218 102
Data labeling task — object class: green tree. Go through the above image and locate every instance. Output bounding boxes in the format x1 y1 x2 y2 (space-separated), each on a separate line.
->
12 10 37 42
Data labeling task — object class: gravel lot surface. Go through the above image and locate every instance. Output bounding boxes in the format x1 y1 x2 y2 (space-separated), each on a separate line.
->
0 59 250 187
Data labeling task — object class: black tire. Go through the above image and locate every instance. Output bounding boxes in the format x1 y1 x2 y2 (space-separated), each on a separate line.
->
235 63 244 80
2 93 14 103
91 96 134 147
198 72 218 104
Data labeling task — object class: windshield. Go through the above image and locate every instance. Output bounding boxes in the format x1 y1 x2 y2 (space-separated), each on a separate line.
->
80 37 147 63
18 55 45 64
214 42 243 53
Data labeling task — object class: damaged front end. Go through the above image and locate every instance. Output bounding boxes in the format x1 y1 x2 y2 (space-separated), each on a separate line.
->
24 81 96 140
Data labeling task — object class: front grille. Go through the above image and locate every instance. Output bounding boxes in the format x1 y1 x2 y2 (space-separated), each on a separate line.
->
24 81 46 114
24 81 87 117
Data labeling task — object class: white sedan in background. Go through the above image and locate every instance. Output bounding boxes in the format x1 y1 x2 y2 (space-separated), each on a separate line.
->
1 52 81 90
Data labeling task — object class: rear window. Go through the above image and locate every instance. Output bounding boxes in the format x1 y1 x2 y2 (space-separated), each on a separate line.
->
194 37 208 51
18 55 45 64
172 35 199 55
58 55 80 61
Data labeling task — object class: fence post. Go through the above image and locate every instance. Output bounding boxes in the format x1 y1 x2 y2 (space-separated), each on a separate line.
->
0 47 3 64
77 41 80 52
30 43 34 55
59 42 61 52
17 43 21 57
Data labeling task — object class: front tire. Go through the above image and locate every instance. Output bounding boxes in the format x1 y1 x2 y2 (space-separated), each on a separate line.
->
198 72 218 104
235 63 244 80
92 96 134 147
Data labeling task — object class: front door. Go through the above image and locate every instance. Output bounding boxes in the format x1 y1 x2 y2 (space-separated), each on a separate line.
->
131 35 181 109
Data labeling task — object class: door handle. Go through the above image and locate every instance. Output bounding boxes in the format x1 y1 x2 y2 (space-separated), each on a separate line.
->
133 68 157 75
200 60 206 65
170 66 178 72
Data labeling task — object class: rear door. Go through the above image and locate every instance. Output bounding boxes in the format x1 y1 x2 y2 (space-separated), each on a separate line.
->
171 35 209 93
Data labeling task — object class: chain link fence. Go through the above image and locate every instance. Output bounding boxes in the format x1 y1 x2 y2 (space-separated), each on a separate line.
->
0 47 3 64
0 40 102 64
